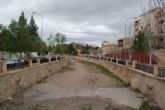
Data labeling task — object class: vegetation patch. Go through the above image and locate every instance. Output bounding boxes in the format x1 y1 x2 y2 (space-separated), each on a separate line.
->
29 104 48 110
139 101 151 110
81 104 92 110
57 62 74 73
37 76 48 84
9 100 24 110
80 60 130 87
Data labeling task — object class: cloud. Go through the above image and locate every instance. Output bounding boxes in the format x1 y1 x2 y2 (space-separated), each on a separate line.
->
0 0 143 46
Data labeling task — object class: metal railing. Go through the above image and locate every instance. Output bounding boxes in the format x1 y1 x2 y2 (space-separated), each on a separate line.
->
112 59 117 63
79 54 165 77
40 57 49 64
6 55 65 71
135 63 154 74
118 60 126 65
160 67 165 77
7 62 29 71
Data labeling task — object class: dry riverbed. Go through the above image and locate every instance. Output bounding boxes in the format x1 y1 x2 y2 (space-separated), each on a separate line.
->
0 60 145 110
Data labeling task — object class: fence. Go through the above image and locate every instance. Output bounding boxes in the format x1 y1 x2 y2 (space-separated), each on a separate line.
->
7 62 29 71
51 57 56 62
160 67 165 77
5 56 65 72
78 54 164 78
135 63 154 74
40 57 49 64
118 60 126 65
112 59 117 63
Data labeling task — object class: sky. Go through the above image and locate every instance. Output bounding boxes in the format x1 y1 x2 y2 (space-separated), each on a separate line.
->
0 0 145 46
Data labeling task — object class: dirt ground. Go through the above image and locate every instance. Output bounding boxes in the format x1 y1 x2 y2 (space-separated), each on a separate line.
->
0 60 143 110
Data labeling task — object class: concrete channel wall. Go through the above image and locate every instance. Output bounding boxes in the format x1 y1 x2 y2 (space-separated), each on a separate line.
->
75 57 165 110
0 58 69 103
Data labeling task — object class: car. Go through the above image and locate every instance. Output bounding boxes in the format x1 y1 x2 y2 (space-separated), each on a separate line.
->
7 58 24 65
7 58 25 69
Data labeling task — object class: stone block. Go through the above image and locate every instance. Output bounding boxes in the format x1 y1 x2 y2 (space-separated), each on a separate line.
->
37 57 40 65
0 60 7 73
29 59 32 67
154 65 160 76
132 60 137 69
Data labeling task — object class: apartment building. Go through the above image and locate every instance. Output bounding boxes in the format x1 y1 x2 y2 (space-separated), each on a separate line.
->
134 7 165 48
117 37 133 50
102 41 117 55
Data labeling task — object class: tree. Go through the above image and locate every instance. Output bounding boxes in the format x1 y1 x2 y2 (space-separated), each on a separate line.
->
47 33 55 46
132 31 148 52
54 44 78 55
60 34 66 45
54 33 66 45
16 11 33 59
0 25 16 59
0 11 47 59
47 33 67 54
28 15 39 38
80 46 90 54
28 15 42 53
8 19 18 53
55 33 61 45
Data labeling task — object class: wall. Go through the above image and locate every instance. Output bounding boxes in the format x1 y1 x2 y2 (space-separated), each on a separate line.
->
75 57 165 110
0 59 68 103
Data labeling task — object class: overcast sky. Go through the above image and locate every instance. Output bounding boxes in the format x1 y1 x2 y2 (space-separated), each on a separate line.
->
0 0 146 46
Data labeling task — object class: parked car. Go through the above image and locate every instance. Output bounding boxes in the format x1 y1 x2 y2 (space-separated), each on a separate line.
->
7 58 25 70
7 58 24 65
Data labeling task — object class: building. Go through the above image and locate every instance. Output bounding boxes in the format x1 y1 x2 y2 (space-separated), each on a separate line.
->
102 41 117 55
134 7 165 48
134 19 142 36
117 37 133 50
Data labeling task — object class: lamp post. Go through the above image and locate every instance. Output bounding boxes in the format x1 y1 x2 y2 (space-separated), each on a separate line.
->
0 24 4 60
125 17 137 46
124 17 137 60
32 12 43 55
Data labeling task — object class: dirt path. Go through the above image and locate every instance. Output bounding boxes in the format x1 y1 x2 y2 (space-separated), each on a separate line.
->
0 60 143 110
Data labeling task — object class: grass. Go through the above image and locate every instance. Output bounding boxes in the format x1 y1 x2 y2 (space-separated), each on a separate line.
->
82 105 92 110
57 65 74 73
37 76 48 84
57 61 74 73
139 101 151 110
37 62 74 84
29 104 47 110
9 100 24 110
80 60 130 87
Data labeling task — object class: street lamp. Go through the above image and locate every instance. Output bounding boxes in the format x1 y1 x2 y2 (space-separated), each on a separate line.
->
32 12 43 55
124 17 137 60
125 17 137 43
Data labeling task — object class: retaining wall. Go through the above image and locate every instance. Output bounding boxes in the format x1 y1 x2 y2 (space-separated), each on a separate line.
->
75 57 165 110
0 59 68 103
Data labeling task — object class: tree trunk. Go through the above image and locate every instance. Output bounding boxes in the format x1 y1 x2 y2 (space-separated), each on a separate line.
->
2 51 4 60
9 52 11 59
149 52 152 65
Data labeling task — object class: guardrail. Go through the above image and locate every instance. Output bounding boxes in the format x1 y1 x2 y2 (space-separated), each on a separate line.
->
78 54 165 78
0 56 65 73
